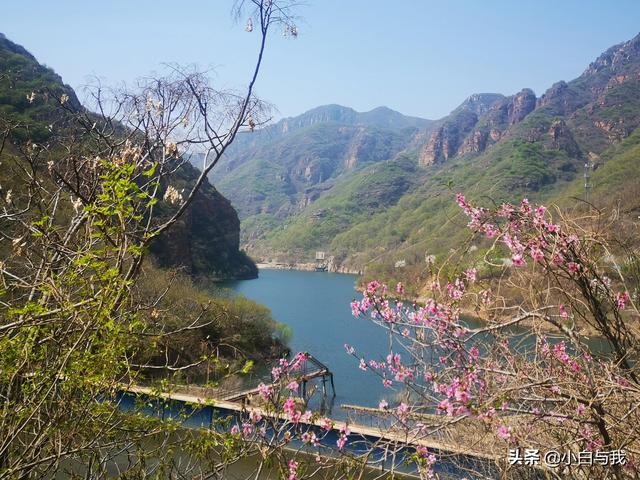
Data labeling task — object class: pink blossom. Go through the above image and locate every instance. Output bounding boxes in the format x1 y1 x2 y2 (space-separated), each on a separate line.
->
320 418 333 430
480 289 492 305
286 381 299 391
359 359 368 371
464 268 477 283
302 431 319 446
530 247 544 262
553 253 565 266
283 397 297 417
288 459 299 480
479 407 495 421
616 291 631 310
511 254 526 267
250 410 262 423
230 425 240 435
483 223 498 238
396 282 405 295
468 346 479 362
257 383 272 400
454 384 470 403
436 399 454 416
344 343 355 355
540 340 550 357
497 425 511 440
397 402 409 417
559 304 569 320
497 203 515 217
336 426 350 450
242 422 253 437
553 342 570 364
290 352 308 371
379 399 388 409
568 262 581 274
366 281 381 294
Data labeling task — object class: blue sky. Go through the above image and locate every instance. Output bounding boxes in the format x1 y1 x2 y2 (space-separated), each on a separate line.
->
3 1 639 120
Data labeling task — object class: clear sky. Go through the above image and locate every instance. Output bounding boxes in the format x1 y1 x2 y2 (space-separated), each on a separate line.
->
2 1 640 120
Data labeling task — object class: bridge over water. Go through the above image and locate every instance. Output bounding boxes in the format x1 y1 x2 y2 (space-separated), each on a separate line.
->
118 354 514 479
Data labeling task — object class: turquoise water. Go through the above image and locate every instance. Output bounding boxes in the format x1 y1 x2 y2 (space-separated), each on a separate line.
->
223 269 391 417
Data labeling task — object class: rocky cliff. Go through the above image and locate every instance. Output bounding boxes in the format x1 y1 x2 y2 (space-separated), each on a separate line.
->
150 162 257 280
418 89 538 164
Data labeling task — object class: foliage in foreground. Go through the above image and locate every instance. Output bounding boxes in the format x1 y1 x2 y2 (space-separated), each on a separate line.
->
344 195 640 479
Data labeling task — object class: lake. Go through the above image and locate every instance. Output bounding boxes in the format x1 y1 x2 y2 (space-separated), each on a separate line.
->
222 268 613 421
223 268 392 418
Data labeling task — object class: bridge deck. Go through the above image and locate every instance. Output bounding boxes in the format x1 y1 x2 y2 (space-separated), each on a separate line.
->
125 384 500 461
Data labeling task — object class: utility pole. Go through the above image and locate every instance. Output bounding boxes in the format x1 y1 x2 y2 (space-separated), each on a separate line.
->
584 161 593 203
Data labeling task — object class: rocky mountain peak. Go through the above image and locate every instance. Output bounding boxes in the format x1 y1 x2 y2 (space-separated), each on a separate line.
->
418 90 536 165
455 93 505 116
584 32 640 77
508 88 537 125
278 104 430 133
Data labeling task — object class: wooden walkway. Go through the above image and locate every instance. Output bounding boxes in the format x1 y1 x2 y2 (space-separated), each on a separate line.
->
124 384 500 461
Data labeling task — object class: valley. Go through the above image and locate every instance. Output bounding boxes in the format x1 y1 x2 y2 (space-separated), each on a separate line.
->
209 33 640 287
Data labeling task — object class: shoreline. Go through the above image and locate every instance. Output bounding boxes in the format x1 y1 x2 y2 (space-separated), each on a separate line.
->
256 262 362 276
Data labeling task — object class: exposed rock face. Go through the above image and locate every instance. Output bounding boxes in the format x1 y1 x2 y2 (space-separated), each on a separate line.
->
150 164 258 280
417 94 504 165
458 129 488 155
418 35 640 170
421 90 535 162
507 89 537 124
584 33 640 77
345 127 373 169
536 81 577 116
548 119 581 157
458 93 505 116
419 110 479 165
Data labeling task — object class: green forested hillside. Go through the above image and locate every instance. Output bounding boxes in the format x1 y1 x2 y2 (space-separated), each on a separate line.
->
0 33 257 280
0 33 284 363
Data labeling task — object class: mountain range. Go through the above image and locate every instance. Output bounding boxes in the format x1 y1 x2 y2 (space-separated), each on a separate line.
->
208 32 640 277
